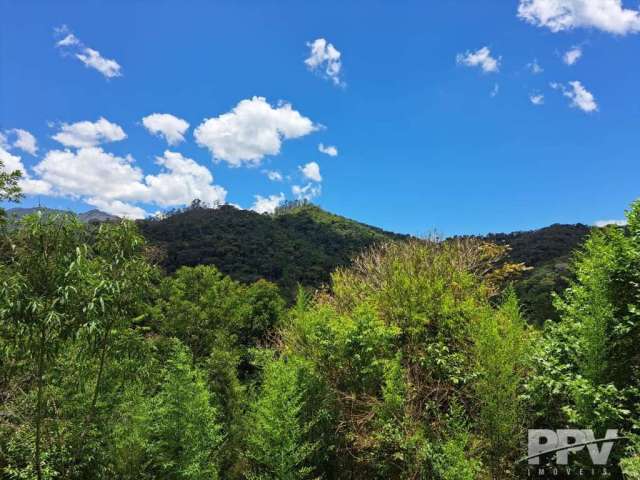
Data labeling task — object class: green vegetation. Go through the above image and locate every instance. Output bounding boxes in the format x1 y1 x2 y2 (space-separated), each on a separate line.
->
2 191 640 478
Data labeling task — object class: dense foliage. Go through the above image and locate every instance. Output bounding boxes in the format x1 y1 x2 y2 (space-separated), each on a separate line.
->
1 197 639 479
137 201 408 297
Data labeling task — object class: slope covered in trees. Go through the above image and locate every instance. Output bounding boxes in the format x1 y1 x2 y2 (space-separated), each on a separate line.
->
138 202 408 296
139 201 591 323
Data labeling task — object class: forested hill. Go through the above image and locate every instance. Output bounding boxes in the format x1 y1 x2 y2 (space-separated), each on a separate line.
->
138 202 408 295
138 202 592 320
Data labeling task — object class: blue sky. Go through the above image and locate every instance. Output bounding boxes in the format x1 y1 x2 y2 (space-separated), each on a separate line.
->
1 0 639 235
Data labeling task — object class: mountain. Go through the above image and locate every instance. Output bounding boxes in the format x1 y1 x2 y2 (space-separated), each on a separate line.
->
140 203 592 321
480 224 592 325
5 207 119 223
138 202 408 296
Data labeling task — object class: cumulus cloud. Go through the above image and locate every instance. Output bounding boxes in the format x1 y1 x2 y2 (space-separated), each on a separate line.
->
518 0 640 35
194 96 318 167
0 146 51 195
528 59 544 74
144 151 227 207
305 38 344 86
31 147 227 217
251 192 285 214
86 198 147 219
142 113 190 145
2 129 38 155
490 83 500 97
456 47 501 73
265 170 283 182
34 147 147 201
300 161 322 182
54 25 122 78
292 183 321 201
594 218 627 227
318 143 338 157
552 80 598 112
52 117 126 148
563 46 583 65
530 93 545 105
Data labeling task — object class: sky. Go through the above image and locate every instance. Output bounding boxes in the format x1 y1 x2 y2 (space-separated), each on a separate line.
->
1 0 639 236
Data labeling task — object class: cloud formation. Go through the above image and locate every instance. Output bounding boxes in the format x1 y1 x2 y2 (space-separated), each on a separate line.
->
305 38 344 86
265 170 283 182
528 59 544 74
530 93 545 105
456 47 501 73
518 0 640 35
292 183 321 201
318 143 338 157
563 46 583 65
31 148 226 218
251 193 285 214
142 113 190 145
552 80 598 112
53 117 127 148
3 129 38 155
300 161 322 182
54 25 122 78
194 96 318 167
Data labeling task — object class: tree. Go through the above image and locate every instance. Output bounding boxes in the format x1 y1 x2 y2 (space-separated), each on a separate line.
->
147 340 222 480
0 158 23 221
245 355 319 480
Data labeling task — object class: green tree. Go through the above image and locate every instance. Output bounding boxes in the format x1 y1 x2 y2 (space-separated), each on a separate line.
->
147 340 222 480
245 355 319 480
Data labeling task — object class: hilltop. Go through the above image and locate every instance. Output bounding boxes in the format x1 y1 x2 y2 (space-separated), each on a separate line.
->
138 202 408 296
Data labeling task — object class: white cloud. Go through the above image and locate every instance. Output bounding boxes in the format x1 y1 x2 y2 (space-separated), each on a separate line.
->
86 198 147 219
528 59 544 74
251 193 285 214
305 38 344 86
75 48 122 78
518 0 640 35
563 46 583 65
143 151 227 207
530 93 545 105
30 147 226 218
52 117 126 148
56 33 80 47
265 170 283 182
2 129 38 155
594 219 627 227
456 47 501 73
490 83 500 97
552 80 598 112
318 143 338 157
0 147 51 195
142 113 190 145
194 96 318 167
54 26 122 78
300 161 322 182
34 147 147 201
12 129 38 155
292 183 321 201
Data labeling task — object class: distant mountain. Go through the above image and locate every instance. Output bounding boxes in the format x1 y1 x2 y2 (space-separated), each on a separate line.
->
138 202 408 297
140 202 593 321
5 207 119 223
479 224 592 325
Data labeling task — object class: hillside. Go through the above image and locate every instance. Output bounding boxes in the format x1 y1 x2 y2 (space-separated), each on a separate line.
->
7 204 591 322
138 202 408 296
139 202 591 322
